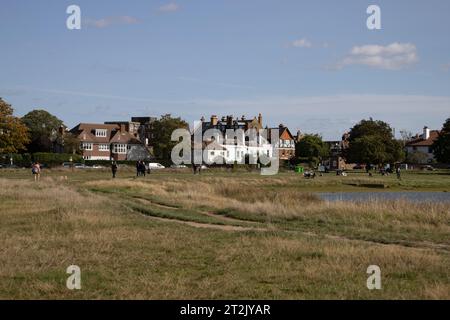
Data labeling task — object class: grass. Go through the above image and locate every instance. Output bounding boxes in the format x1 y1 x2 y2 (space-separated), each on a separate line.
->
0 168 449 299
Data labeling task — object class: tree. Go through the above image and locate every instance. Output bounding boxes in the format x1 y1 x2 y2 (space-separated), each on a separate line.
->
21 110 63 153
406 150 429 164
150 114 189 161
344 118 403 165
432 118 450 163
295 134 329 166
62 132 81 155
0 98 30 153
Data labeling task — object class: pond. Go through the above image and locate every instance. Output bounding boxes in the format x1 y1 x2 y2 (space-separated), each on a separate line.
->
317 191 450 203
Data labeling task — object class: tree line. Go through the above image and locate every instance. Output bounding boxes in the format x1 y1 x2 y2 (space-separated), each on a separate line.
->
1 97 449 165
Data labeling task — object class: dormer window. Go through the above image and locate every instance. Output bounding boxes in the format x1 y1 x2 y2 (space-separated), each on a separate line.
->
96 129 107 137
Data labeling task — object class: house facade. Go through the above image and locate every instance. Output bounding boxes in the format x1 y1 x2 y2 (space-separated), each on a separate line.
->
195 114 273 165
70 123 150 161
405 127 440 164
269 124 295 160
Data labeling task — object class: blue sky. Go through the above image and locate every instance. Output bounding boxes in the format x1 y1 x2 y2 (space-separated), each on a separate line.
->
1 0 449 140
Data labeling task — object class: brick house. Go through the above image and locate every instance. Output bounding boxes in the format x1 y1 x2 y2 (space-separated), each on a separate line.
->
269 124 296 160
70 123 150 161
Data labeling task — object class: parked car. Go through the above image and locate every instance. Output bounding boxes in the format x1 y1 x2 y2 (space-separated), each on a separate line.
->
62 162 73 168
170 164 187 169
422 165 435 171
148 163 165 170
73 163 87 169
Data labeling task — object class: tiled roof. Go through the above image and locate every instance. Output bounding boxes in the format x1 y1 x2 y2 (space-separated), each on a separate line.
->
70 123 141 144
406 130 440 147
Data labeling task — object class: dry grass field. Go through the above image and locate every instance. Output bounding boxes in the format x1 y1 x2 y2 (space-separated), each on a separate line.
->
0 168 449 299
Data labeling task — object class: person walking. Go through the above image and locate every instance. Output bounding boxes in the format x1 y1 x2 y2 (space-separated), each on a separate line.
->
139 161 146 177
136 161 140 177
32 162 41 181
396 166 401 180
111 161 118 179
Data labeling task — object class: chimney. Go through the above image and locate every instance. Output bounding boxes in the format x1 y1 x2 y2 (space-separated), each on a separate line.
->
211 115 218 126
200 116 205 122
120 124 126 133
258 113 262 126
241 115 246 121
423 126 430 140
226 115 233 126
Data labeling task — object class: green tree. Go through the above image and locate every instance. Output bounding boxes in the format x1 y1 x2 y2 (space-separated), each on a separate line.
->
344 118 403 165
0 98 30 153
21 110 63 153
150 114 189 161
432 118 450 163
295 134 329 166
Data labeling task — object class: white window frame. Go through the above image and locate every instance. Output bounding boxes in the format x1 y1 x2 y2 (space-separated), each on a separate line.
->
95 129 107 137
98 144 110 151
81 142 93 151
113 144 127 154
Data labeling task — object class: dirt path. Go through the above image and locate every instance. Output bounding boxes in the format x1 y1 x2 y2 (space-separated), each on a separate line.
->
132 196 449 252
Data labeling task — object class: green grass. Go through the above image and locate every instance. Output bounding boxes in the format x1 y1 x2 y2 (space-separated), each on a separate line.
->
0 168 449 299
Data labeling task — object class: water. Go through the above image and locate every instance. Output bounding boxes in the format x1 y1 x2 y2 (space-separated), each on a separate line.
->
317 191 450 203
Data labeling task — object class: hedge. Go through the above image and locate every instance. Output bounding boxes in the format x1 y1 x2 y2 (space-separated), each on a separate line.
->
0 153 83 167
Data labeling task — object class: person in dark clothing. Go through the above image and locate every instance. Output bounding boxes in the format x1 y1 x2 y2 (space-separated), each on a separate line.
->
136 161 140 177
139 161 146 177
111 161 118 179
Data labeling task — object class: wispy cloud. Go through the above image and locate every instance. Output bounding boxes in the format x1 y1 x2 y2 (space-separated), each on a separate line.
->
290 38 312 48
84 16 139 28
158 3 180 13
334 43 419 70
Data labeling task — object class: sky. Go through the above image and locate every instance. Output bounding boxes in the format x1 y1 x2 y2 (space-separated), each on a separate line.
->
0 0 449 140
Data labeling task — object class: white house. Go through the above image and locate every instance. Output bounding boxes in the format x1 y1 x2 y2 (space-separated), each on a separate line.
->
405 126 440 164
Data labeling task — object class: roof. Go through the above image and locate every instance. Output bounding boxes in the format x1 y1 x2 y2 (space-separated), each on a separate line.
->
110 130 141 144
406 130 440 147
70 123 142 144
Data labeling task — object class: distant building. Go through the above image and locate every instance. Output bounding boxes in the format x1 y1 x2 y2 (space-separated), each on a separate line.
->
405 126 440 164
70 123 150 161
130 116 158 147
323 132 355 170
194 114 273 164
268 124 296 160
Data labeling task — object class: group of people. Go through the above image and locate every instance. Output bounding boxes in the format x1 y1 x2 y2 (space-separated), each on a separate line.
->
136 160 147 177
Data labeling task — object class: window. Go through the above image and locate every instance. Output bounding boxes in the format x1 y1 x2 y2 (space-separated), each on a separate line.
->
113 144 127 154
83 155 91 160
95 129 107 137
98 144 110 151
267 150 270 157
210 151 215 156
81 142 93 151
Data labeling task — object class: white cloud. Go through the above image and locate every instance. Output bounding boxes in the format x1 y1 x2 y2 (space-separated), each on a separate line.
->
336 43 418 70
84 16 139 28
291 38 312 48
158 3 180 13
